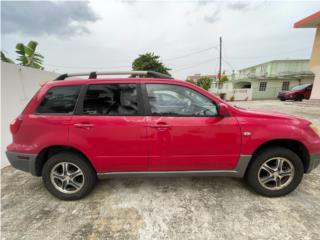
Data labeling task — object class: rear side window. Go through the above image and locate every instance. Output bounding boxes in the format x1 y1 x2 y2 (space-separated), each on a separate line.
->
36 86 81 114
83 84 138 115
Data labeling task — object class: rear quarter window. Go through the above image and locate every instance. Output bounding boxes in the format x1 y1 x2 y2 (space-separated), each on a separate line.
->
36 85 81 114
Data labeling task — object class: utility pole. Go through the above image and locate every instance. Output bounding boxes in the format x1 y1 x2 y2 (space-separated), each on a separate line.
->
218 36 222 83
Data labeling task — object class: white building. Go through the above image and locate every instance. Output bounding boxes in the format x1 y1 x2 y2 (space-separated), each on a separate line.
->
1 62 59 167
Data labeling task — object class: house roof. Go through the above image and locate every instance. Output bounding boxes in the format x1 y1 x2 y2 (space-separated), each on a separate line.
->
231 71 314 83
294 11 320 28
238 59 309 72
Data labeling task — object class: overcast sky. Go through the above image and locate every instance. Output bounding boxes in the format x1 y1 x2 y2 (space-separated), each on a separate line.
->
1 0 319 79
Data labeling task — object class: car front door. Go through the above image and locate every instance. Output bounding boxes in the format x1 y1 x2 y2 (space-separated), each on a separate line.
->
69 83 148 172
143 83 242 171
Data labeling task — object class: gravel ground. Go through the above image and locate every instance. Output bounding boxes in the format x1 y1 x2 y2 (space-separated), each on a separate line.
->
1 100 320 240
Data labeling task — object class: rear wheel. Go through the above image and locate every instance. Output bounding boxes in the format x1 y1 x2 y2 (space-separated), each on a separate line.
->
42 152 96 200
245 147 304 197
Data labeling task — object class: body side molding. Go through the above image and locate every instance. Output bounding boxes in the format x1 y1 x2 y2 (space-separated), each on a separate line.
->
97 155 252 179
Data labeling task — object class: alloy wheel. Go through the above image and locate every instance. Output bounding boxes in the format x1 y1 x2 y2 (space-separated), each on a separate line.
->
50 162 85 194
258 157 295 191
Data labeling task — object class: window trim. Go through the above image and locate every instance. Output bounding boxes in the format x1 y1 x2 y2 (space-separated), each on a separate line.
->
141 83 219 117
259 82 267 92
34 85 83 115
74 84 89 115
282 81 290 91
75 83 145 116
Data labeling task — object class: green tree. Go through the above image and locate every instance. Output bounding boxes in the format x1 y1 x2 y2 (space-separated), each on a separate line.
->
186 79 197 85
1 51 15 63
196 77 213 90
220 72 229 83
132 52 171 76
15 41 44 69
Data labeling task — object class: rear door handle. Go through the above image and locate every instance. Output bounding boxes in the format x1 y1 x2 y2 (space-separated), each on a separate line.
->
73 123 94 128
150 125 171 128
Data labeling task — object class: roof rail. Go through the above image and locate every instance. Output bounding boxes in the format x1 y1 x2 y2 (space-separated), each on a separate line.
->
54 71 173 80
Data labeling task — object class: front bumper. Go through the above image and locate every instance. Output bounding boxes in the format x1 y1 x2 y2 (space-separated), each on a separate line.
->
6 151 38 176
306 152 320 173
277 95 295 100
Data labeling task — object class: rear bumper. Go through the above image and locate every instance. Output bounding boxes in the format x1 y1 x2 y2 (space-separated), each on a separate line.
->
6 151 38 176
306 152 320 173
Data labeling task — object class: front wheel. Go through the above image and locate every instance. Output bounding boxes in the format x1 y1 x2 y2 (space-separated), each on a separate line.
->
42 152 97 200
245 147 304 197
295 95 304 101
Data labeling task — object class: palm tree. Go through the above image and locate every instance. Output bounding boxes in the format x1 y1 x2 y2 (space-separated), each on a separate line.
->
16 41 44 69
1 51 15 63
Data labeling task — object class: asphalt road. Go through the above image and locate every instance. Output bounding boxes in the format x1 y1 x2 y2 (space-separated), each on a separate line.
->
1 100 320 240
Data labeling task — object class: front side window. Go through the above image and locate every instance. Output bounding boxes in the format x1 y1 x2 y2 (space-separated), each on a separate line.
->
83 84 138 115
146 84 218 116
36 86 81 114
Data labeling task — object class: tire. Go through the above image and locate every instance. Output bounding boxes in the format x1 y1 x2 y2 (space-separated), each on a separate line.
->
295 95 303 101
245 147 304 197
42 152 97 200
280 99 285 101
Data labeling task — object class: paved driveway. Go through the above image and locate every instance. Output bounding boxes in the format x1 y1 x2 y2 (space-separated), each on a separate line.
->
2 100 320 240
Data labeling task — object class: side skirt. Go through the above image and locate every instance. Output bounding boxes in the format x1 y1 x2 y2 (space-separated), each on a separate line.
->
97 155 252 179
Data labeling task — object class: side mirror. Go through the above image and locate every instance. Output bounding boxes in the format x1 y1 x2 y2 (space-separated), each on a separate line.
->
218 103 230 117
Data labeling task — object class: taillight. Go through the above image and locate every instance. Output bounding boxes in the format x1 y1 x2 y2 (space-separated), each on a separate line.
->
10 116 23 135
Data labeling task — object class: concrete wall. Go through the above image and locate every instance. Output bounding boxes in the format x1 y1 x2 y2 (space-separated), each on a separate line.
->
1 62 59 168
209 82 253 101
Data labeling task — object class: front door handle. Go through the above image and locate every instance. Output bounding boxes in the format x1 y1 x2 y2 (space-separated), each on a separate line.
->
73 123 94 129
149 122 171 129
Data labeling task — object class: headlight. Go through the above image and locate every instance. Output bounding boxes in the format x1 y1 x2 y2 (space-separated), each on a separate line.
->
310 124 320 136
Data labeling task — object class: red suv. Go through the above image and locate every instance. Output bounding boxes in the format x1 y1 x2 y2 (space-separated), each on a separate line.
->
6 71 320 200
278 84 313 101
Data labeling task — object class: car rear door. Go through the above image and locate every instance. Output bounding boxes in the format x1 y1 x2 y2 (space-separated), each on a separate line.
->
143 82 242 171
69 81 149 173
18 85 82 154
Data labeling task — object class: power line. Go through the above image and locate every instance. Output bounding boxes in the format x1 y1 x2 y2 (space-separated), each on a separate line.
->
164 45 218 62
222 58 235 71
229 48 309 60
219 47 310 72
172 57 219 72
41 46 309 72
43 45 219 70
221 41 234 71
217 44 309 72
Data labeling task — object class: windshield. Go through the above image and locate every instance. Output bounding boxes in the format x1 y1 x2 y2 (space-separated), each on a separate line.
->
291 84 310 91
